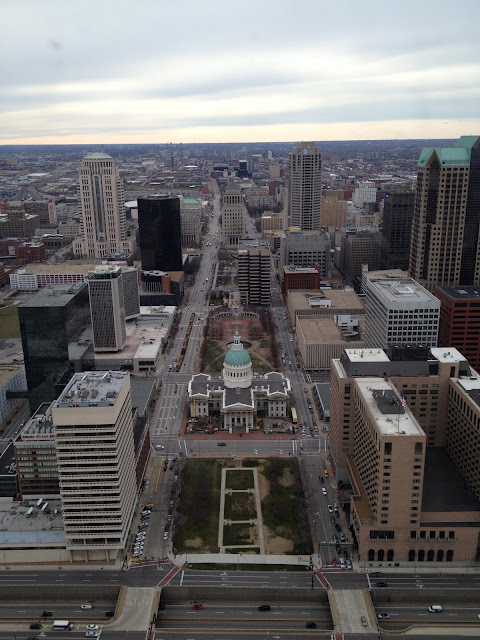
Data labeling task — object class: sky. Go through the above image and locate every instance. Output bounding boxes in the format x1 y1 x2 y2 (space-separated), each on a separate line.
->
1 0 480 145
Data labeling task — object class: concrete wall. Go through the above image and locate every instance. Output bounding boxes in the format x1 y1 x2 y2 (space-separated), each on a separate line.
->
161 586 329 605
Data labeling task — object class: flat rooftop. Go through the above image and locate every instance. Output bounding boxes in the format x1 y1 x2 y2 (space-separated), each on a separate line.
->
21 283 86 307
0 499 66 546
289 289 365 312
355 378 424 436
55 371 129 409
298 316 364 344
430 347 468 364
368 278 439 304
422 447 480 513
363 269 408 282
436 285 480 300
344 348 390 363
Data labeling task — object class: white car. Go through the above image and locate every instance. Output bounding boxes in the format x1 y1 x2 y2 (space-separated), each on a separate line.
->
156 445 164 450
322 487 327 496
163 531 168 540
327 505 333 513
81 603 93 609
87 625 99 631
86 633 99 638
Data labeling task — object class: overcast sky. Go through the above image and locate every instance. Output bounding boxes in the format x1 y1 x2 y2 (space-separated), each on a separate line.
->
1 0 479 144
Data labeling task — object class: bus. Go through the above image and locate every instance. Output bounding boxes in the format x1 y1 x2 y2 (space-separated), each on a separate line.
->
291 407 298 425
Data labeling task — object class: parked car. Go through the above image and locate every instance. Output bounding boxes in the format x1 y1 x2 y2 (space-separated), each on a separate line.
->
327 505 333 513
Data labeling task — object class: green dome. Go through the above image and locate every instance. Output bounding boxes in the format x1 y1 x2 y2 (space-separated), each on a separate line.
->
224 333 251 367
224 347 251 366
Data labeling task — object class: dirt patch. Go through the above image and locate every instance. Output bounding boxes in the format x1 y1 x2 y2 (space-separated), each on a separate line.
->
279 467 294 488
263 530 294 554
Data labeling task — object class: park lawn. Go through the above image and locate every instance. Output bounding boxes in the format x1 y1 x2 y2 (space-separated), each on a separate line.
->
173 459 230 553
223 493 257 520
260 458 314 556
222 523 255 547
225 469 255 490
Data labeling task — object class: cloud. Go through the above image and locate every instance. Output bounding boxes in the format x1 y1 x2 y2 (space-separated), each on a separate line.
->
1 0 479 143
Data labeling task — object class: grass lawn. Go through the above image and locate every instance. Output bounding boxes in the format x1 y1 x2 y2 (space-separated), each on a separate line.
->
260 459 314 556
224 493 257 520
173 459 231 553
223 523 255 546
0 304 21 339
225 469 254 490
249 353 271 374
202 340 224 371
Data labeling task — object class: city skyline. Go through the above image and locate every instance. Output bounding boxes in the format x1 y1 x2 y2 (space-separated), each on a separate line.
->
1 0 479 145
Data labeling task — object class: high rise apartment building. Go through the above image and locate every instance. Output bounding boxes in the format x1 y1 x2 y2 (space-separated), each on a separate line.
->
138 196 183 271
331 346 480 565
51 371 136 561
221 183 246 246
237 239 271 306
410 136 480 290
75 152 134 259
435 285 480 371
362 273 440 348
87 265 126 352
380 191 414 270
288 142 322 230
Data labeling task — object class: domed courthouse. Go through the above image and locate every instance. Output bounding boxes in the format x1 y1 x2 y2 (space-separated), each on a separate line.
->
187 332 291 433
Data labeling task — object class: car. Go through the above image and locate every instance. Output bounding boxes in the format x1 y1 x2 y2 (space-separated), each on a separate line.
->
105 611 115 618
87 625 99 631
156 445 164 450
335 523 341 532
332 557 337 566
377 613 390 620
42 612 52 617
30 624 42 629
319 475 324 483
327 504 333 513
346 560 352 569
164 523 170 532
192 604 204 610
322 487 327 496
258 605 271 611
86 633 99 638
330 515 335 523
138 523 148 529
336 544 342 554
81 603 93 609
145 503 154 508
361 615 368 627
217 442 227 446
375 582 388 588
370 572 383 577
324 470 329 477
340 533 346 542
163 532 168 540
305 622 317 628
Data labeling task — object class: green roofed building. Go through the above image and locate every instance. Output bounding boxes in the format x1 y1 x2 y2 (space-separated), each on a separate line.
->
187 331 291 433
410 136 480 290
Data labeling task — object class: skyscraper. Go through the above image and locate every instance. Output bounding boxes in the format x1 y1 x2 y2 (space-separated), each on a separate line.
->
87 265 126 352
75 152 134 259
137 196 183 271
19 283 90 412
380 191 414 270
237 239 271 306
288 142 322 230
52 371 136 561
409 136 480 290
221 183 246 246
